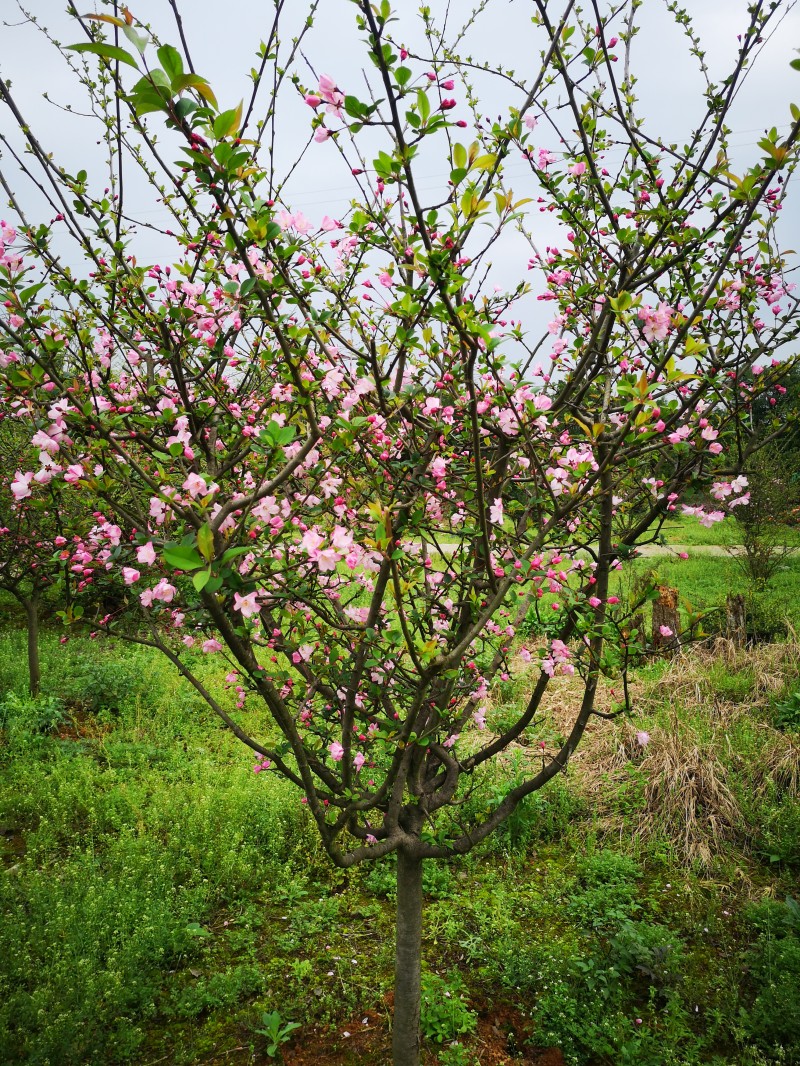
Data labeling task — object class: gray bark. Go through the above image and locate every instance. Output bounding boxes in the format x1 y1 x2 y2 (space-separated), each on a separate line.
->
23 595 41 698
393 846 423 1066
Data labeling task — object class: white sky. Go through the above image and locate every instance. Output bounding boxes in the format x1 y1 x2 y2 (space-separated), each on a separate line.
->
2 0 799 311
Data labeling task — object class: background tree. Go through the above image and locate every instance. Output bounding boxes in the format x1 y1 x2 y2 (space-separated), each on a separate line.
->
2 3 800 1062
720 447 800 588
0 421 77 696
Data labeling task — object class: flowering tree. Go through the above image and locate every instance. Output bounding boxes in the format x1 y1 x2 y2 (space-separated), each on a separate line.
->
1 2 799 1060
0 417 79 695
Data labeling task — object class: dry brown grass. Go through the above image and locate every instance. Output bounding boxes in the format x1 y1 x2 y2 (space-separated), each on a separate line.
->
479 637 800 868
748 728 800 798
634 720 741 868
637 637 800 717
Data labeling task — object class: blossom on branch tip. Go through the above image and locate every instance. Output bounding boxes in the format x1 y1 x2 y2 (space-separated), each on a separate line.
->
10 471 33 501
233 590 261 618
136 542 157 566
489 498 504 524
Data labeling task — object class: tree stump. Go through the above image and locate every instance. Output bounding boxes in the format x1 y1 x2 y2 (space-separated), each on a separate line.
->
652 585 680 651
726 592 746 648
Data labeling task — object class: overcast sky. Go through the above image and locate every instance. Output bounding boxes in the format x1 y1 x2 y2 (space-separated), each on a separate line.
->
2 0 799 308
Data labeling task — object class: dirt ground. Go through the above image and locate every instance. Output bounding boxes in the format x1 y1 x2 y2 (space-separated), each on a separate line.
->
281 997 566 1065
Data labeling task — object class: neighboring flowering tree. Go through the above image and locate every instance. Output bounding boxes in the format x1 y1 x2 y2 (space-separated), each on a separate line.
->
1 3 799 1061
0 422 77 695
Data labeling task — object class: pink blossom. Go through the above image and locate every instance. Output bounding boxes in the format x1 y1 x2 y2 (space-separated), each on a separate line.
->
328 741 344 761
489 498 504 525
63 464 84 484
659 625 674 638
318 73 339 97
202 638 223 653
569 161 587 176
122 567 140 585
353 751 366 771
152 579 177 603
588 596 602 608
638 301 674 342
233 590 261 618
183 472 209 498
10 470 33 501
136 541 157 566
636 730 650 748
31 429 60 456
699 510 725 528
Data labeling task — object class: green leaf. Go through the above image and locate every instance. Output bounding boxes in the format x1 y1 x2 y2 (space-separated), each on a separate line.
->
18 282 45 305
416 88 431 124
213 104 242 140
157 44 184 86
186 922 212 938
395 65 412 87
197 522 215 563
174 97 198 122
122 24 149 55
192 569 211 592
472 153 497 172
149 68 172 92
263 420 296 447
344 94 367 119
173 74 219 110
163 544 205 571
67 42 139 69
221 546 253 563
609 290 633 313
791 58 800 71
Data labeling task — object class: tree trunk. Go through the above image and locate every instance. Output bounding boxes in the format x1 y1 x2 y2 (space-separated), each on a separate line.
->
393 846 423 1066
23 595 41 697
652 585 679 652
726 593 746 648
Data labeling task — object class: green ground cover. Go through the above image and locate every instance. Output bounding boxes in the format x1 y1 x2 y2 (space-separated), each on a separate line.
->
1 580 800 1065
656 514 800 548
616 555 800 640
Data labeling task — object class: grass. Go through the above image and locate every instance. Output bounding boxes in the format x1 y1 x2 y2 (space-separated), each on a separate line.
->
614 553 800 636
2 595 800 1063
656 514 800 547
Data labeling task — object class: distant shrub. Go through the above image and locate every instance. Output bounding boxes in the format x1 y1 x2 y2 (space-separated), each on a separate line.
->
740 897 800 1052
745 590 794 643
